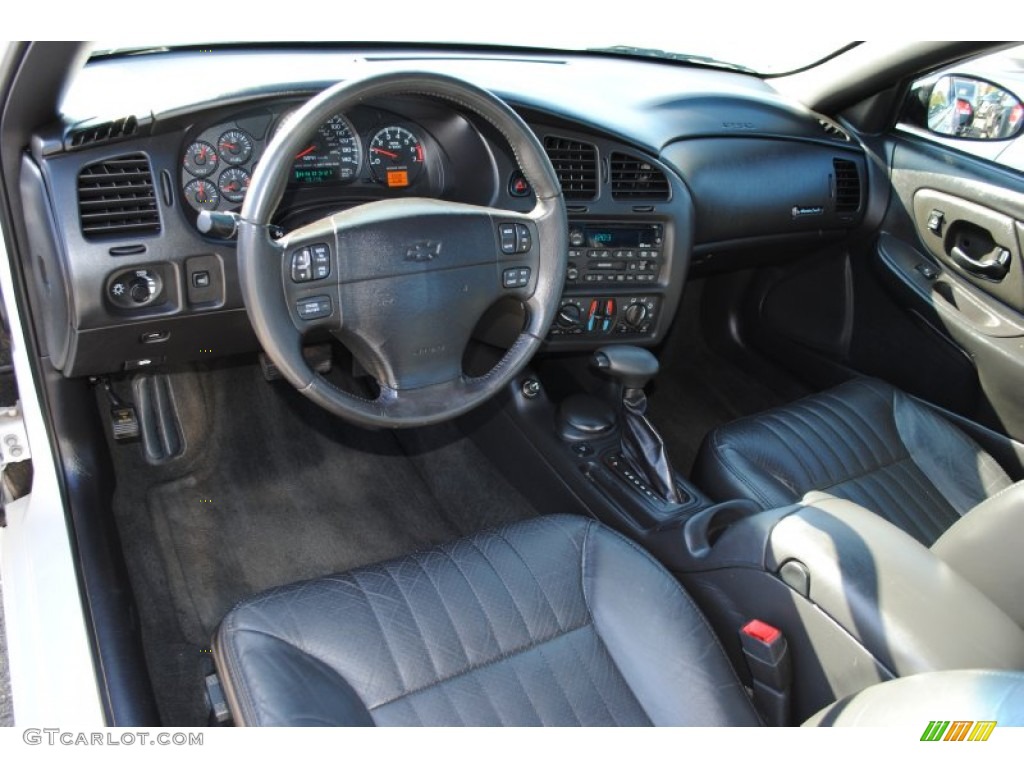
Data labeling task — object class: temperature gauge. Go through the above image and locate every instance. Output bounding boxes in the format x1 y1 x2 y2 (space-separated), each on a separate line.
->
218 168 251 204
368 126 425 188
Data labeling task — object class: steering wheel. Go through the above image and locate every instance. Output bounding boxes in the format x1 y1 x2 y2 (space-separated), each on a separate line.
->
237 72 567 428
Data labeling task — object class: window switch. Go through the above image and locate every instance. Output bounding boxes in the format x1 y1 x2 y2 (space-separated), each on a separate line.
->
192 271 211 288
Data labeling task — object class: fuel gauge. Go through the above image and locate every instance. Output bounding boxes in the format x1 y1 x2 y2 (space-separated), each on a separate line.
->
218 129 254 166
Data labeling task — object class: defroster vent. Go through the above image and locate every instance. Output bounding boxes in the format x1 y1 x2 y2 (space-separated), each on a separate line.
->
610 152 669 200
543 136 598 201
833 158 861 214
77 153 160 238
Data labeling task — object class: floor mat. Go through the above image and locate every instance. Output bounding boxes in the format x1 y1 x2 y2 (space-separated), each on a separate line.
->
109 358 539 725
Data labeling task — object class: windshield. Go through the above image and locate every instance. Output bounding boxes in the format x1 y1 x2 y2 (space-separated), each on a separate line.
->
91 29 855 77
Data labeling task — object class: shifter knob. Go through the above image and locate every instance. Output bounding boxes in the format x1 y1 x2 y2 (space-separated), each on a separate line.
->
592 345 660 392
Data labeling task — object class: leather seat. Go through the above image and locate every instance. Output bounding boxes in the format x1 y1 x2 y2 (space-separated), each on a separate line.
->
213 514 762 726
693 377 1015 547
213 512 1024 726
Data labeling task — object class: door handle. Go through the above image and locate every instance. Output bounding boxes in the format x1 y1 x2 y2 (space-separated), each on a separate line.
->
950 245 1011 281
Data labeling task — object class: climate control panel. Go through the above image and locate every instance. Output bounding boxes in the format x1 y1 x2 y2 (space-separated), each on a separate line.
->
548 295 660 338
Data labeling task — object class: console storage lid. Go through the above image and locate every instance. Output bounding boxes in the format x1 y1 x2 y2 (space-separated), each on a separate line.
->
767 493 1024 676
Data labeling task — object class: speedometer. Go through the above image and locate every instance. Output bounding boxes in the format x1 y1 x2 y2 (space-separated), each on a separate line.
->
290 113 362 184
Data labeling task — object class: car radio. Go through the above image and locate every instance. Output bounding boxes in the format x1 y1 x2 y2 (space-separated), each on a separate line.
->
564 222 663 286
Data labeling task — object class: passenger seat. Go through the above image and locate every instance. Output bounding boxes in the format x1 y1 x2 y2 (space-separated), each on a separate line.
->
693 377 1024 625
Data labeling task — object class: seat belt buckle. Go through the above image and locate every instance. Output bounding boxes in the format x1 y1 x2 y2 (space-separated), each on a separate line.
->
739 619 792 726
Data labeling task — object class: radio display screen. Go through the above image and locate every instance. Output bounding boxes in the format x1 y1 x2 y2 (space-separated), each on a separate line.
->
583 226 659 249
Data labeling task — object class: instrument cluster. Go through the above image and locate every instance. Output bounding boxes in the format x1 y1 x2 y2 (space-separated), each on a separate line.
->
179 104 434 217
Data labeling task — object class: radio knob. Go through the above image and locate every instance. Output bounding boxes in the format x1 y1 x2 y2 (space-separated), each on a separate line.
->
569 229 585 247
557 304 582 328
624 303 648 329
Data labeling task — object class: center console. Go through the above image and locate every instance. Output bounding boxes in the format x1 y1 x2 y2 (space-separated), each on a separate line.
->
548 220 675 347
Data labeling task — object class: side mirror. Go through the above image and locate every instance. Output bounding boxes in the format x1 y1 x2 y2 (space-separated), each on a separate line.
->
919 74 1024 141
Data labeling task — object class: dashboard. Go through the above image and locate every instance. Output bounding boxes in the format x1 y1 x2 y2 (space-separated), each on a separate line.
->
21 50 870 378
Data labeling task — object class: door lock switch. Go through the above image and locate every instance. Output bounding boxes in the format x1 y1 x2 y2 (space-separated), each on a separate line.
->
927 209 945 235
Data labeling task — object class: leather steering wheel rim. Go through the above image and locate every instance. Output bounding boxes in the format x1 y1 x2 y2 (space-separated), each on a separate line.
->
237 72 567 428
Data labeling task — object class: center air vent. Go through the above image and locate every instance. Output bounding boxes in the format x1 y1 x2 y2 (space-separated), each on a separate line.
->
543 136 597 201
833 158 862 214
77 153 160 238
610 152 669 200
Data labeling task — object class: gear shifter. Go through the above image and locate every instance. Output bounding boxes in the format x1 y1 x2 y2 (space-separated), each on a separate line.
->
592 345 682 504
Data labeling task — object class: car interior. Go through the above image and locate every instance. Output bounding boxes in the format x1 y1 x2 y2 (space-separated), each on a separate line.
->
2 39 1024 727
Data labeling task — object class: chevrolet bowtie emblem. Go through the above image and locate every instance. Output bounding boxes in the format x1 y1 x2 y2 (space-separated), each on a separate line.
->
405 241 442 262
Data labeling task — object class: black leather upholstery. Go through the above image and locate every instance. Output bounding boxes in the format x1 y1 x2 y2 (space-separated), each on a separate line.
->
693 378 1012 546
214 515 761 726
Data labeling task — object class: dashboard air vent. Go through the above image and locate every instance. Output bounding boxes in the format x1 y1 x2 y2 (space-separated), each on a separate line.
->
543 136 598 201
77 153 160 238
610 152 669 200
833 158 861 214
69 116 139 148
818 117 850 142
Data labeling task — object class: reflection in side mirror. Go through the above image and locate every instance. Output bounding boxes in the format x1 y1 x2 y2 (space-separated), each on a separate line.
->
927 75 1024 141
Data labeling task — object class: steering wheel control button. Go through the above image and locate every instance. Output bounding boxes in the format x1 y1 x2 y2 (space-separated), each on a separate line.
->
502 267 531 289
290 248 313 282
311 243 332 280
498 223 517 254
296 295 333 321
514 223 532 253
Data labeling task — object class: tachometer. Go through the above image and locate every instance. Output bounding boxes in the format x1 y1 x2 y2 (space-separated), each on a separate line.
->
368 126 425 188
183 141 218 178
218 129 254 166
290 113 362 184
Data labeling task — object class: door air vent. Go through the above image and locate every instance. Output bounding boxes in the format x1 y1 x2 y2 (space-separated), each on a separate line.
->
832 158 861 214
610 152 669 200
818 117 850 142
68 116 139 148
543 136 598 201
77 153 161 238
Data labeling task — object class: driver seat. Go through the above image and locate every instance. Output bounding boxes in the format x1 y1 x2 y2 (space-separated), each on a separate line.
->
212 514 1024 726
212 514 761 726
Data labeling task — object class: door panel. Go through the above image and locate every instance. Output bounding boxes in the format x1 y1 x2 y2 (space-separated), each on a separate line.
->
874 135 1024 440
